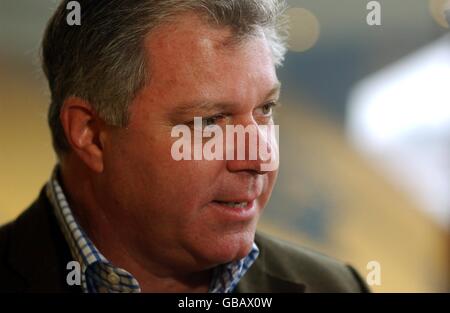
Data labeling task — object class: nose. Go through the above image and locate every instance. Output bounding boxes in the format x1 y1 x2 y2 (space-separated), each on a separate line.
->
225 119 279 174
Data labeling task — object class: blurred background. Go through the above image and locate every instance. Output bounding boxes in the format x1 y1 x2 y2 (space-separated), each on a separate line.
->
0 0 449 292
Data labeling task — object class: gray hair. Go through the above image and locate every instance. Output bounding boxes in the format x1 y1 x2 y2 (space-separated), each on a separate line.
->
42 0 288 154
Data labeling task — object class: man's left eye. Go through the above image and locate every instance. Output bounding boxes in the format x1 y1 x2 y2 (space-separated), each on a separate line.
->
257 102 277 117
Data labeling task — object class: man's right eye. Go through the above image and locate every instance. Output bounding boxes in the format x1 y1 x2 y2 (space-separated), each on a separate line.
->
202 114 225 127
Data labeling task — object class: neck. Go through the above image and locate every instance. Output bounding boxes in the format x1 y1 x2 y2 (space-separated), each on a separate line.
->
58 160 212 292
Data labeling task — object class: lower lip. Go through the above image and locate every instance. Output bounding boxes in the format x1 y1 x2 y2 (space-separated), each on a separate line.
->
207 200 257 221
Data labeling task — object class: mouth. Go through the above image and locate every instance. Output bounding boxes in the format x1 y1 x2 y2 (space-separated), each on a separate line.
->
208 199 258 221
212 200 251 209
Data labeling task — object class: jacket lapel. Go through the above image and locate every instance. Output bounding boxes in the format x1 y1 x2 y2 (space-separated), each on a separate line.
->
235 233 306 293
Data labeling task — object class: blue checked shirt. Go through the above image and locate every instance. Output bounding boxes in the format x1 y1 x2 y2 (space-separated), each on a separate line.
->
46 167 259 293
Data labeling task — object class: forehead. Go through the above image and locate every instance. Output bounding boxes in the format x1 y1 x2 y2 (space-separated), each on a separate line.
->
142 12 278 105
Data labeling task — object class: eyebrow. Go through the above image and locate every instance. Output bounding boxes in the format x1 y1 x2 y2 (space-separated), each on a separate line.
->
168 82 282 122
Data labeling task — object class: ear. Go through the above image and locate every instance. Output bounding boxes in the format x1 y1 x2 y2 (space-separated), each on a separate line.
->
60 97 107 173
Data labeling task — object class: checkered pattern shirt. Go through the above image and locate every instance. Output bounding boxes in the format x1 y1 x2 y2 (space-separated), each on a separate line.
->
46 168 259 293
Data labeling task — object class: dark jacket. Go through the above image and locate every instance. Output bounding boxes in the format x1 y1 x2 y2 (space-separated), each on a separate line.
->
0 187 369 293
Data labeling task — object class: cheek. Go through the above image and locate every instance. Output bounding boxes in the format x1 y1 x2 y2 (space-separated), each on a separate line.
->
110 120 225 201
166 160 224 204
268 170 278 188
258 170 278 208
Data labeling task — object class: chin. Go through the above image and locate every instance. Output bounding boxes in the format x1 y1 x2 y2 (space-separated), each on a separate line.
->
199 227 257 266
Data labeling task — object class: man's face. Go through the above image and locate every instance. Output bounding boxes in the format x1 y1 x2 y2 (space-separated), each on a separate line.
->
102 13 280 272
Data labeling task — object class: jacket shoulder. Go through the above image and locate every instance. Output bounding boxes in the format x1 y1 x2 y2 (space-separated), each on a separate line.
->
0 186 78 292
248 231 369 293
0 219 27 291
0 221 13 252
